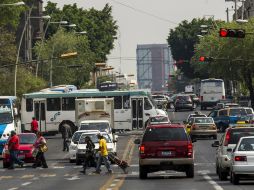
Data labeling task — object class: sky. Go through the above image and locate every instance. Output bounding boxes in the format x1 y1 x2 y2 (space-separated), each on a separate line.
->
45 0 235 77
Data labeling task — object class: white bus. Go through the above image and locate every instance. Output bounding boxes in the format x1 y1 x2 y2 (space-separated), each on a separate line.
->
0 96 20 154
200 79 226 110
21 88 166 134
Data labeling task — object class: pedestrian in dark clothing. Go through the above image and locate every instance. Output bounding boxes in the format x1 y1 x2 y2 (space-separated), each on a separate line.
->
31 117 38 134
8 131 24 169
61 122 72 151
81 136 96 174
32 132 48 168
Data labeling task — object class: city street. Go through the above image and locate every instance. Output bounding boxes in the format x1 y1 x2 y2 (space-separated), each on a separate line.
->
1 109 254 190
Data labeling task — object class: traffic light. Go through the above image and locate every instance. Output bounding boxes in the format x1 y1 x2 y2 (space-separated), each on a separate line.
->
199 56 213 63
60 52 78 58
219 28 245 38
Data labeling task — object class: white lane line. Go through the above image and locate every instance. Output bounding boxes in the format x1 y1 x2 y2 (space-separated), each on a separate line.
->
110 183 116 187
203 174 224 190
53 166 65 169
8 188 18 190
21 182 32 186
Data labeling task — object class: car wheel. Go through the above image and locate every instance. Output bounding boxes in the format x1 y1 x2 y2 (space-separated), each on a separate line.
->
3 161 10 168
139 166 148 179
185 164 194 178
76 159 82 165
231 172 239 185
218 167 227 180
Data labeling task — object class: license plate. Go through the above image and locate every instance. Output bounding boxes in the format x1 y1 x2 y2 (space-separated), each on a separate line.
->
18 155 25 159
161 151 173 156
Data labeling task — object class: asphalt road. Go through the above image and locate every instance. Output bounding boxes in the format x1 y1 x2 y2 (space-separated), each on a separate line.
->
1 108 254 190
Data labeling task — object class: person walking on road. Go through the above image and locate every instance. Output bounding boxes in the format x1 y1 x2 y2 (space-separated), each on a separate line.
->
93 133 112 174
31 117 38 134
81 136 96 174
61 121 72 151
8 131 24 169
33 132 48 168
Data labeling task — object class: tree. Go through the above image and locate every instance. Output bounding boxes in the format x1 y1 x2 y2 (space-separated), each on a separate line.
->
192 18 254 108
43 2 118 63
34 28 94 88
167 18 218 79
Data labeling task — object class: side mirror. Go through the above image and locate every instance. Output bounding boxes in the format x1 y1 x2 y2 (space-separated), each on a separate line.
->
134 139 141 144
212 140 220 147
227 148 233 152
145 113 150 117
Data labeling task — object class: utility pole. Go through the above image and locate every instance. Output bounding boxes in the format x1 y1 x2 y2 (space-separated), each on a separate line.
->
235 0 238 20
226 7 229 22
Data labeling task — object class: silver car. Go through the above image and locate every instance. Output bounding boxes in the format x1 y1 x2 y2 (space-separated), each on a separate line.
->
230 136 254 185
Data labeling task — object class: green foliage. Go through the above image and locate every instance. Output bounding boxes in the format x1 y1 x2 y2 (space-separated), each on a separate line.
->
43 2 118 62
34 28 94 88
167 18 220 78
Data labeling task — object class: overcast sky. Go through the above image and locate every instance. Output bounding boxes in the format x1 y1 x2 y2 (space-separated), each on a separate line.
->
46 0 235 77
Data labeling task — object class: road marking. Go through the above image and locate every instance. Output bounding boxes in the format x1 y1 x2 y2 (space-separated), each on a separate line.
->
66 176 80 181
202 173 224 190
8 188 18 190
20 175 35 179
40 174 56 177
21 182 32 186
53 166 65 169
0 176 13 180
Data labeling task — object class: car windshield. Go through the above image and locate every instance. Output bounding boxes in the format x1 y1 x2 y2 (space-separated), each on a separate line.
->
194 117 213 123
188 114 206 122
142 127 188 142
229 108 247 116
19 134 36 144
238 138 254 151
150 116 169 123
78 134 112 144
80 122 109 132
245 108 253 114
229 129 254 144
177 96 190 101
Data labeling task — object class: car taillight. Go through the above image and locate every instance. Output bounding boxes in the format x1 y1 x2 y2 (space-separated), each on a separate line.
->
235 156 247 162
222 96 225 100
140 145 145 154
200 96 203 101
187 143 193 157
224 131 230 146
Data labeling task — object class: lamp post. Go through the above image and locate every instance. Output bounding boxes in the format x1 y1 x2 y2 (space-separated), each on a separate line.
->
0 1 25 6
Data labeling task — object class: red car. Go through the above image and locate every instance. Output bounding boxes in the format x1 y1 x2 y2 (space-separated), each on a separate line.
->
2 133 36 168
134 123 195 179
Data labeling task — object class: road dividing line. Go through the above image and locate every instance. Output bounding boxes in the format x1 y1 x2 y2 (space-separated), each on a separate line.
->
21 182 32 186
0 176 13 180
8 188 18 190
20 175 35 179
100 136 136 190
203 174 224 190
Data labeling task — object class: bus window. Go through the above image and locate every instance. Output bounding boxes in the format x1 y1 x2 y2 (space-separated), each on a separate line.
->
144 97 152 110
123 95 130 109
113 96 122 109
62 97 75 110
47 98 61 111
26 99 33 112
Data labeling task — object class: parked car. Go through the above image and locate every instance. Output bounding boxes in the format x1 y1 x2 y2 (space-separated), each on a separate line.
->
229 136 254 185
186 93 200 108
2 133 36 168
212 127 254 180
208 107 248 132
76 131 117 165
188 117 217 139
134 123 195 179
174 95 194 112
69 130 100 163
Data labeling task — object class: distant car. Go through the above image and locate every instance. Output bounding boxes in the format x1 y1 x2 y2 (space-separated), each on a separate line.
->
134 123 195 179
69 130 100 163
76 131 117 165
224 103 240 108
174 95 194 112
212 127 254 181
188 117 217 139
229 136 254 185
186 93 200 107
152 95 168 109
185 112 207 134
2 133 36 168
146 115 171 126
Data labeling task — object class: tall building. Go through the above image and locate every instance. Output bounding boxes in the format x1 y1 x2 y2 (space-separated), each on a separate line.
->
136 44 174 92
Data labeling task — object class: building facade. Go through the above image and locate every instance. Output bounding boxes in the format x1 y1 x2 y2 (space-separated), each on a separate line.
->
136 44 174 92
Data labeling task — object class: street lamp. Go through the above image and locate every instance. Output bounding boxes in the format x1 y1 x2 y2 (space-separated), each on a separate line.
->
30 15 51 19
0 1 25 6
75 31 87 34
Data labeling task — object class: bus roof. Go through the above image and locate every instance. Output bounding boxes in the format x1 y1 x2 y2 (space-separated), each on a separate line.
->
22 89 151 99
0 96 17 100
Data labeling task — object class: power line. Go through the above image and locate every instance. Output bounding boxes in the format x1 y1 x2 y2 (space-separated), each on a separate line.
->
109 0 178 25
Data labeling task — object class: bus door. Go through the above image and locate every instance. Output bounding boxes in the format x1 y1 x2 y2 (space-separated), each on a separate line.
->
131 97 143 130
34 99 46 132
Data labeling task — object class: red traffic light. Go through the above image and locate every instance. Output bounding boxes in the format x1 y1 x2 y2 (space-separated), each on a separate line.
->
219 28 228 37
199 56 205 62
219 28 245 38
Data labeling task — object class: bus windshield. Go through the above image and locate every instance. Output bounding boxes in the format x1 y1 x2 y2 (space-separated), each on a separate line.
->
80 122 109 132
0 103 13 124
201 81 223 94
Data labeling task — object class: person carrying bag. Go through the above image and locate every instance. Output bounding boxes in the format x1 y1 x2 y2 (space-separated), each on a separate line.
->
32 132 48 168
